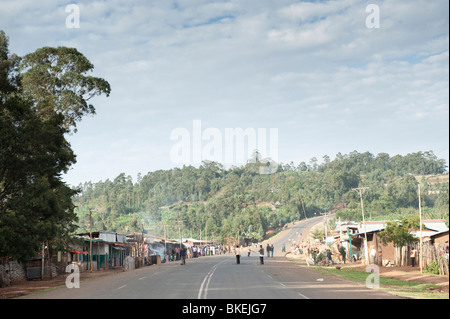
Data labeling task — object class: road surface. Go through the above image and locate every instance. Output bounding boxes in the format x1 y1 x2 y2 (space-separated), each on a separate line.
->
263 215 324 256
26 218 401 299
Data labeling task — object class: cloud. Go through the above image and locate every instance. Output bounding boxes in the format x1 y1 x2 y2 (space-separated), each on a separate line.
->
1 0 448 185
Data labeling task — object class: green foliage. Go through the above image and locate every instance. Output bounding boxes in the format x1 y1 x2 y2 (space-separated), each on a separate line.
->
19 46 111 131
0 31 109 261
378 216 420 248
424 261 440 275
338 246 346 259
312 229 325 241
313 252 326 265
73 148 448 244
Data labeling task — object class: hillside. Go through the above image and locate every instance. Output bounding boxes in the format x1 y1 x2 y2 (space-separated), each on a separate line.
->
72 150 449 243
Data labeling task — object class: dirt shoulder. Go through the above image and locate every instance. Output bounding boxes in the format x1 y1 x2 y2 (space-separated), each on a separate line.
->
0 267 125 299
351 264 449 292
286 253 449 296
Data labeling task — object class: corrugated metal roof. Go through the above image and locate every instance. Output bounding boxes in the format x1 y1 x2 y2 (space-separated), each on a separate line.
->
357 221 387 234
410 230 440 238
423 220 449 232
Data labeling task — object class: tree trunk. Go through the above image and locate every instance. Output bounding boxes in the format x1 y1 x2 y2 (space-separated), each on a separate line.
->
47 242 53 279
395 246 405 266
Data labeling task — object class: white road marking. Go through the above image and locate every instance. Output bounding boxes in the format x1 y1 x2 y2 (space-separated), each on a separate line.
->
298 292 309 299
198 260 227 299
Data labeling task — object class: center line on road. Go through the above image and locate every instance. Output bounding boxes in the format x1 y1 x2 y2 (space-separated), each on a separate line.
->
198 260 227 299
298 292 309 299
117 284 127 290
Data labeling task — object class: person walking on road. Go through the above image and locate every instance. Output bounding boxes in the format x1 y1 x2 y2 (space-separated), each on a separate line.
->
410 247 416 267
235 245 241 264
326 249 333 265
180 247 187 265
266 243 270 258
270 244 274 258
259 245 265 265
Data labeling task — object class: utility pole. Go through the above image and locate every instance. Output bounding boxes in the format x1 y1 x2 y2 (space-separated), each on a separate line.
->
174 219 185 249
142 223 145 268
352 187 369 265
41 242 45 280
164 224 167 259
347 227 353 261
179 226 181 250
418 184 423 273
299 190 307 220
89 209 93 273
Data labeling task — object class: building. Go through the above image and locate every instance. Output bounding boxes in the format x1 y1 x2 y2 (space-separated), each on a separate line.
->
334 219 449 267
74 231 128 270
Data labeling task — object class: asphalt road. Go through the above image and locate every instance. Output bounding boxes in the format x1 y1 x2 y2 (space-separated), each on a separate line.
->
26 217 402 299
264 215 324 257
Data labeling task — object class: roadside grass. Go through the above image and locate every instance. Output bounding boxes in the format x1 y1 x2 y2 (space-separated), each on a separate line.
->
310 266 449 299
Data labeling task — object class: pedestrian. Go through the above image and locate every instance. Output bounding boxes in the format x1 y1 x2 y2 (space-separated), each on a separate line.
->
326 249 333 265
282 243 286 253
259 245 264 265
180 247 186 265
235 245 241 264
338 246 346 264
270 244 274 258
248 245 251 257
266 243 270 258
410 247 416 267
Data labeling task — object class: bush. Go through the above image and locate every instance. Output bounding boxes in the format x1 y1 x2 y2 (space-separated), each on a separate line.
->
312 252 326 265
424 261 440 274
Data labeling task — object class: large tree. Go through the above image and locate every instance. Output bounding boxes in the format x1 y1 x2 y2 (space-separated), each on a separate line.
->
0 31 110 261
19 46 111 131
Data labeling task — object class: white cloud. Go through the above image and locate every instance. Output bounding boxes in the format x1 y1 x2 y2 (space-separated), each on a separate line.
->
0 0 448 185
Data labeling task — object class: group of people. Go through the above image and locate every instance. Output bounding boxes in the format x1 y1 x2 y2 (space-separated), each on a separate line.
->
266 243 275 258
165 242 279 266
165 245 232 263
165 246 189 264
234 243 276 265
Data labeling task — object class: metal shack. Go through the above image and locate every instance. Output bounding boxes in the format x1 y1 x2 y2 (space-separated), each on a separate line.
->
75 231 128 270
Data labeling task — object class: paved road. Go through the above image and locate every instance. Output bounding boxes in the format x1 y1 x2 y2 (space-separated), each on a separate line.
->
264 215 324 257
26 254 400 299
26 218 402 299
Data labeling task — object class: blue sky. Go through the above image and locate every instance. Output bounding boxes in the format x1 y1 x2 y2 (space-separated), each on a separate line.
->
1 0 448 186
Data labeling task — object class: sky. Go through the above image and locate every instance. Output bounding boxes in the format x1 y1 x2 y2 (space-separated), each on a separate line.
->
1 0 448 186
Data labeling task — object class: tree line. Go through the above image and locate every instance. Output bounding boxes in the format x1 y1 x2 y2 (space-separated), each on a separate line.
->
73 150 448 244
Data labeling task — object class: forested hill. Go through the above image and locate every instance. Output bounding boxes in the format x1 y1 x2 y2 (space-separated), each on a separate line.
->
72 150 449 243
